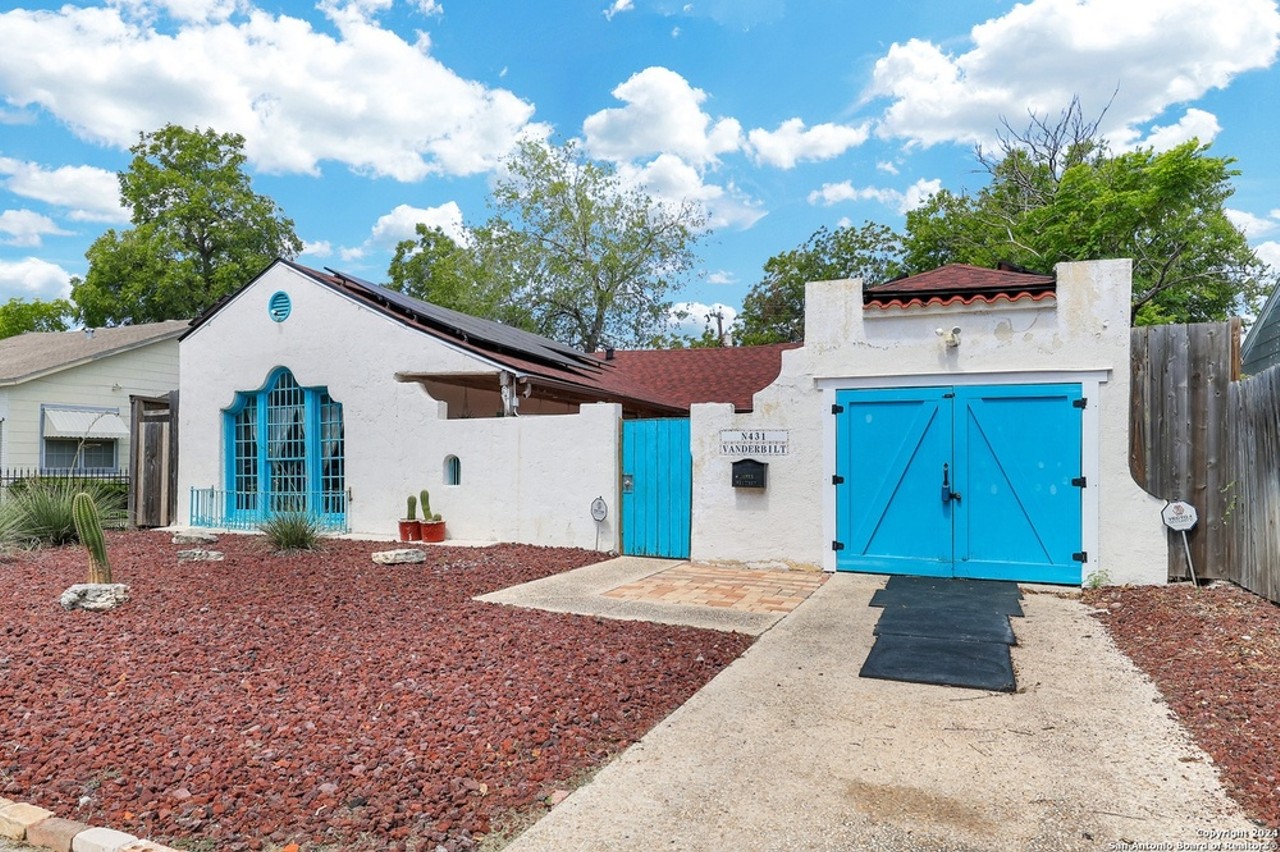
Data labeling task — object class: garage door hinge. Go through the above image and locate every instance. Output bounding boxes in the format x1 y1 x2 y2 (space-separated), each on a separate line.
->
832 541 845 552
1073 397 1088 409
831 403 845 415
832 474 845 485
1073 551 1088 563
1071 476 1087 487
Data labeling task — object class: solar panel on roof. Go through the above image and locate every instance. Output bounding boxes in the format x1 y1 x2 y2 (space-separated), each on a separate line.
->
322 269 603 374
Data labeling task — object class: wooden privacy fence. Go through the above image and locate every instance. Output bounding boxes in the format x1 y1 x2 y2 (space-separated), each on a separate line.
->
1131 319 1280 602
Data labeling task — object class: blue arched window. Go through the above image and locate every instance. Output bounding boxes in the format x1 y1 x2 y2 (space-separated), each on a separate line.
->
220 368 345 527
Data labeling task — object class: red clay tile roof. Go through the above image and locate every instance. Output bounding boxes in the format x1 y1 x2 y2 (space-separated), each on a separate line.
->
864 263 1056 310
597 343 800 412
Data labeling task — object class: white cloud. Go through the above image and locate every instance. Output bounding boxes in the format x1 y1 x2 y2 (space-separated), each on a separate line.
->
604 0 634 20
868 0 1280 150
368 201 467 246
620 154 765 230
110 0 240 24
1227 209 1279 238
0 158 127 223
0 3 542 181
706 270 736 285
669 301 737 340
0 210 73 247
808 177 940 215
415 0 444 16
1120 108 1221 152
301 240 333 258
583 67 742 166
0 257 73 301
335 201 466 261
876 160 899 175
1255 240 1280 270
746 118 869 169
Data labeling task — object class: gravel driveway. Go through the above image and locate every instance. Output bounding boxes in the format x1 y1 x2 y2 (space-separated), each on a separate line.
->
504 572 1261 851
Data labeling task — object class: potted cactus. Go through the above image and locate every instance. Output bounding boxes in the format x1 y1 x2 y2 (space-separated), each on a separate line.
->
419 488 446 543
398 494 422 542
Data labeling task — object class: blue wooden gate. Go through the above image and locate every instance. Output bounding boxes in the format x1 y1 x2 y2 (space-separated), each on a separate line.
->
834 384 1084 584
621 418 692 559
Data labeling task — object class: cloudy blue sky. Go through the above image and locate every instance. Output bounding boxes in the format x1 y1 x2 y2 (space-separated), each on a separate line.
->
1 0 1278 335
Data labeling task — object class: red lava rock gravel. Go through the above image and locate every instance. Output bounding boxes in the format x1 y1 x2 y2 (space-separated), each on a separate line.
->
1086 581 1280 832
0 531 754 850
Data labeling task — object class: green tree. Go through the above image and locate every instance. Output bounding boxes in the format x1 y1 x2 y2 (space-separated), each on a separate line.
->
72 124 302 326
0 297 72 339
903 102 1267 324
737 222 903 344
387 224 531 327
476 139 706 351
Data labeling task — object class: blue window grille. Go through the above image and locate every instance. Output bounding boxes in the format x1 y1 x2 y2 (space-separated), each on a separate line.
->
444 454 461 485
192 368 346 530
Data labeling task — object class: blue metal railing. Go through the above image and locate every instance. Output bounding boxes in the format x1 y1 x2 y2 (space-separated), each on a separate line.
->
189 488 348 531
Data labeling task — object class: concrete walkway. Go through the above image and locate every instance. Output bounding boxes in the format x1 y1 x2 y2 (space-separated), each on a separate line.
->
498 569 1258 852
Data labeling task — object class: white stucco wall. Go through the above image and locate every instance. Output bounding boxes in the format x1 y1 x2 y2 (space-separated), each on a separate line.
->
178 262 621 548
690 259 1166 585
0 341 179 471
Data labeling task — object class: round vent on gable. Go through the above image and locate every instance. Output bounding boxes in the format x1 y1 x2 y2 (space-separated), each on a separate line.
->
268 291 292 323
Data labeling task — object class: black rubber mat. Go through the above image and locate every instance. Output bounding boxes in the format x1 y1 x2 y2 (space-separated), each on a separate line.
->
869 587 1025 617
872 604 1017 645
860 634 1017 692
858 576 1022 692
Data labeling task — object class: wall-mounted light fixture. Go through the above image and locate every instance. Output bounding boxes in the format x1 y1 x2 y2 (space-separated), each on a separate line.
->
936 326 962 348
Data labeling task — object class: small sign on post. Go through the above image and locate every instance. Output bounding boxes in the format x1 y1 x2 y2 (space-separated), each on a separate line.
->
1161 501 1199 587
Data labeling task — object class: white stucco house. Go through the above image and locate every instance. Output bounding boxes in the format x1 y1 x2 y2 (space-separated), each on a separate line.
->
0 321 186 478
178 257 1166 586
176 260 788 549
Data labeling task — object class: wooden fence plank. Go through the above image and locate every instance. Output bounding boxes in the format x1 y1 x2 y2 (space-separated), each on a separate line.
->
1133 321 1280 601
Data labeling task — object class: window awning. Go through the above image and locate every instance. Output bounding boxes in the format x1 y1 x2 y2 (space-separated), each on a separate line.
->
43 409 129 440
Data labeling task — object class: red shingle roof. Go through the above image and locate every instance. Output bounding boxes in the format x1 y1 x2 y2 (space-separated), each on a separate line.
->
864 263 1056 310
597 343 800 412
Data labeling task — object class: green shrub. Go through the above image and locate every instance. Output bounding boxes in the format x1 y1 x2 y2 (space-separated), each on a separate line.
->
260 512 323 552
0 478 126 548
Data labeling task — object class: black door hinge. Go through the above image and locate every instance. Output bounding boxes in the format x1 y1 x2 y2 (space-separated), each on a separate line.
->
1072 551 1088 563
1073 398 1088 409
1071 476 1087 487
832 474 845 485
832 541 845 552
831 403 845 415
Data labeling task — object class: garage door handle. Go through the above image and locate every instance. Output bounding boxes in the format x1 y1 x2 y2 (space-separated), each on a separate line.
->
941 463 962 504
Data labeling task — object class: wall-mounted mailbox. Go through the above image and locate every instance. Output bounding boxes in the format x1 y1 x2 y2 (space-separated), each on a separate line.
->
732 458 768 489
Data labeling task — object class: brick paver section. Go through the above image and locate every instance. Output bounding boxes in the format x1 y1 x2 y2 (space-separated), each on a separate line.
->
603 564 826 614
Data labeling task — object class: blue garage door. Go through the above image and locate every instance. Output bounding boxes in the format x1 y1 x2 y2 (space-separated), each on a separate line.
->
621 418 692 559
834 384 1084 584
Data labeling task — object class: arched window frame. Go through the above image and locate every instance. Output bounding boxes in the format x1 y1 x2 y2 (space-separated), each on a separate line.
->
222 367 345 526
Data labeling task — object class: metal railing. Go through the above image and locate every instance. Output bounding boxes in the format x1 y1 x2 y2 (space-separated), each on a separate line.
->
1 467 131 497
189 487 349 532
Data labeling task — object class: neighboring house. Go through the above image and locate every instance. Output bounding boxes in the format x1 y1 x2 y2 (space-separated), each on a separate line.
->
1241 284 1280 375
178 257 1166 586
0 321 187 477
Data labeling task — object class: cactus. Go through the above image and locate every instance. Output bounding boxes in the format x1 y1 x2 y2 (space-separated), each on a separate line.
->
420 489 432 519
72 491 112 584
406 494 418 520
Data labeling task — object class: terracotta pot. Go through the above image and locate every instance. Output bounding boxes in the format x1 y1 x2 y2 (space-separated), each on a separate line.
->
421 520 446 543
398 519 422 542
